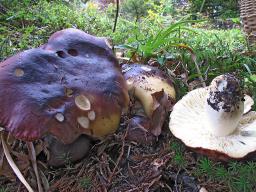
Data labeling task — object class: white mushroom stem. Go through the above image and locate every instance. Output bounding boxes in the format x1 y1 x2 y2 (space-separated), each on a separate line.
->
205 99 244 136
27 142 43 192
204 74 244 137
1 133 34 192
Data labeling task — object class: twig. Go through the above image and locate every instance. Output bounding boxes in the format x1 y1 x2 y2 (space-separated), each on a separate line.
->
175 168 181 192
112 0 119 32
190 51 206 87
126 145 131 159
27 141 43 192
107 128 128 184
178 44 206 87
146 175 162 189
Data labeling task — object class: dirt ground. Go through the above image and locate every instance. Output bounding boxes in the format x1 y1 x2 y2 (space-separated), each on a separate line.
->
0 114 225 192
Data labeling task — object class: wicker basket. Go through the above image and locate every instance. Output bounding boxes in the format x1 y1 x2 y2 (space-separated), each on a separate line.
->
240 0 256 45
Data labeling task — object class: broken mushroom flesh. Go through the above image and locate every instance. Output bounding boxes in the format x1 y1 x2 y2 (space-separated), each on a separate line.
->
123 64 176 117
122 64 176 142
169 74 256 160
0 28 129 144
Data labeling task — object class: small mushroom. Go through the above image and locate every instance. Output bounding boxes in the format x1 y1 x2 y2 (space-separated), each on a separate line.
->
45 135 91 167
0 28 129 189
169 74 256 160
122 64 176 143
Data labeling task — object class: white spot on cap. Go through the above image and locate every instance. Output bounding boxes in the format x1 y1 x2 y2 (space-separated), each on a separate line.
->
122 67 132 73
199 187 208 192
126 79 134 89
88 111 96 121
14 68 24 77
65 88 73 97
75 95 91 111
141 66 151 72
104 38 112 49
55 113 65 122
77 116 90 128
217 80 227 91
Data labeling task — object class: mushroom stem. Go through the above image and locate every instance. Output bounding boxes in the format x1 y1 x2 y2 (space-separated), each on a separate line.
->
0 133 34 192
205 100 244 136
204 74 244 136
27 141 43 192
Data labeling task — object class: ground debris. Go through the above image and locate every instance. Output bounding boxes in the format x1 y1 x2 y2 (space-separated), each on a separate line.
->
0 122 204 192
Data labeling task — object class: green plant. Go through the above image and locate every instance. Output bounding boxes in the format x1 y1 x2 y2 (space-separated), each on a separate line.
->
121 0 152 22
170 141 187 168
57 152 73 168
197 158 215 178
193 158 256 192
177 28 256 85
189 0 239 19
170 141 184 153
0 187 8 192
244 73 256 110
79 177 92 190
214 165 229 181
227 162 256 192
173 152 187 168
118 20 196 63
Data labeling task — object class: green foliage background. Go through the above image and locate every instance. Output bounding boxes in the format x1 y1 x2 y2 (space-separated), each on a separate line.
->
189 0 239 18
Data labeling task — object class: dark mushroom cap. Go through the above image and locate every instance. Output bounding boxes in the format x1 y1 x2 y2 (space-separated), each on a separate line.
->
0 28 129 144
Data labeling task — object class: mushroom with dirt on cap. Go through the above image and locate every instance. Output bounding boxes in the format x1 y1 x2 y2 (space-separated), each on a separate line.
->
0 28 129 191
122 64 176 144
169 73 256 161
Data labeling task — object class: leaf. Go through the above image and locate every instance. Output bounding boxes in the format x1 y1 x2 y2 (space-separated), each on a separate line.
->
243 64 252 75
150 90 175 136
114 44 136 50
117 19 198 60
250 75 256 82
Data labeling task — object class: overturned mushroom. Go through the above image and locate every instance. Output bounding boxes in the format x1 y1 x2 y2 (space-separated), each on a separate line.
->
169 74 256 160
122 64 176 143
0 28 129 189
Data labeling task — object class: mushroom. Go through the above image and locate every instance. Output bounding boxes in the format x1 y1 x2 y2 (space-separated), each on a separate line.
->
122 64 175 143
169 74 256 160
0 28 129 190
45 135 91 167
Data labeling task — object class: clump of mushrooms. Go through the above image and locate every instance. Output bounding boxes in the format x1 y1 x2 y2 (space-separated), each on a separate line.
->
122 64 176 144
0 28 129 191
169 74 256 161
